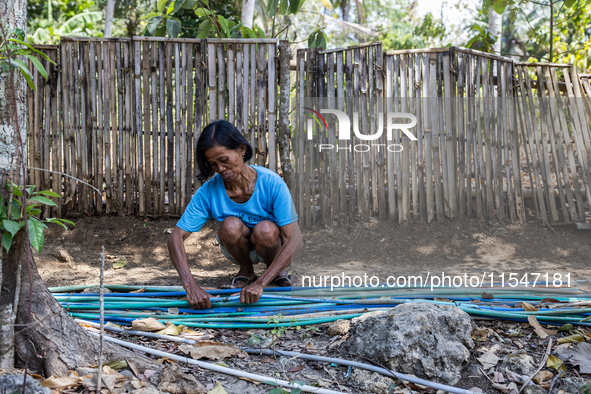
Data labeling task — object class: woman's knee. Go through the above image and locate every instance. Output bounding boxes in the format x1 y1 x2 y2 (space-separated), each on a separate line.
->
219 216 246 244
252 221 280 247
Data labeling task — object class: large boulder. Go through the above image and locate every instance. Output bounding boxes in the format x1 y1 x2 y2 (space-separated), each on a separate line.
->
346 303 474 385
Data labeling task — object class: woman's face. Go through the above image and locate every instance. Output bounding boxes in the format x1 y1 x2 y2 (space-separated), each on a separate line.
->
204 144 246 181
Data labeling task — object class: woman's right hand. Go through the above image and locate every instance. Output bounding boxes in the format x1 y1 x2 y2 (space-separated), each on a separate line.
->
185 283 212 309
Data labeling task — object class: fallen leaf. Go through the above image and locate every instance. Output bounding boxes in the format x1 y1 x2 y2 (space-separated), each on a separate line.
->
558 342 591 373
527 315 549 339
533 370 553 384
557 334 585 344
101 374 117 391
131 317 166 332
179 343 245 361
492 371 505 383
481 292 494 299
41 376 82 388
127 359 140 377
113 259 127 269
130 379 147 389
558 323 573 332
316 379 331 388
105 359 127 370
288 366 305 372
156 322 185 336
130 288 145 293
546 355 567 374
237 377 261 385
477 351 501 369
207 381 228 394
521 301 538 311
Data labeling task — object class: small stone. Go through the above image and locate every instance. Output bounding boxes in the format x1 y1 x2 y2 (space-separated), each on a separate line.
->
500 351 536 375
82 287 112 293
52 247 74 263
156 364 206 394
559 377 591 394
348 369 398 394
130 385 161 394
0 375 50 394
327 319 350 336
523 385 548 394
469 388 484 393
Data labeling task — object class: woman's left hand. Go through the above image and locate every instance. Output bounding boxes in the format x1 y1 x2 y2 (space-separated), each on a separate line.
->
240 282 264 304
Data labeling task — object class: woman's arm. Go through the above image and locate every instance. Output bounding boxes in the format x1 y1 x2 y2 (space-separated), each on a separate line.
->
240 221 304 304
167 226 212 309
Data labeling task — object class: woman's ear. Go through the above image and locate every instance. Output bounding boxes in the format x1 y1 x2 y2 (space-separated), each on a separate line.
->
238 144 246 157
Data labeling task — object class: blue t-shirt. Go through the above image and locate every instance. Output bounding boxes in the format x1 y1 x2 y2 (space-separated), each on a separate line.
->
176 165 298 232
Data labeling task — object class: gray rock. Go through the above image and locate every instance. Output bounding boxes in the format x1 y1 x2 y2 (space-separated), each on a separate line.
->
346 303 474 385
52 247 74 263
157 364 206 394
130 385 161 394
523 385 547 394
559 377 591 394
348 369 399 394
327 319 350 336
0 374 50 394
500 351 536 375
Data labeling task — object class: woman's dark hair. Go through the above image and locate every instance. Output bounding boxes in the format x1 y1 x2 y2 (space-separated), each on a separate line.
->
196 120 254 182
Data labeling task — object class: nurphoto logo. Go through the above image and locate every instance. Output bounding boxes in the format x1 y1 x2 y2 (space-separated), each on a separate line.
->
303 107 418 153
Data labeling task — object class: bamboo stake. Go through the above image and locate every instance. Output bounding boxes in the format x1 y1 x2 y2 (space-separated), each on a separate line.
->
166 42 175 214
268 43 277 172
415 53 426 221
422 54 434 222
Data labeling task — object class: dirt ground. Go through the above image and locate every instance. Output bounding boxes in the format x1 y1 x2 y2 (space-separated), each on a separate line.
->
37 214 591 289
36 215 591 393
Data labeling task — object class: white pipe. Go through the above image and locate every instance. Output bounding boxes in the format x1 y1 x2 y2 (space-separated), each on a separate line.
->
89 332 346 394
243 348 477 394
75 319 197 344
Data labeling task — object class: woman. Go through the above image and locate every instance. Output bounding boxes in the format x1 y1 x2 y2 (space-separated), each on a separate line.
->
167 120 303 309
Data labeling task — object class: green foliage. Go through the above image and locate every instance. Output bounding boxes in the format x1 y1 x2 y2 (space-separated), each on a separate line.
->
483 0 591 70
0 29 55 90
308 28 327 49
28 0 104 44
0 183 74 253
466 24 497 53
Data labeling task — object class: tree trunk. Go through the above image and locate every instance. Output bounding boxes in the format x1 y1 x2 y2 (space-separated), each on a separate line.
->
0 0 162 377
0 0 28 369
277 41 294 191
241 0 255 29
4 233 160 376
104 0 115 37
488 7 502 55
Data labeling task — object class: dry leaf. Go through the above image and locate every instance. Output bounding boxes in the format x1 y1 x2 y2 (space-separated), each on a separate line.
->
532 370 553 384
527 315 549 339
130 288 145 293
41 376 82 388
156 322 185 336
207 381 228 394
113 259 127 269
179 343 244 361
105 359 127 370
130 379 147 389
546 355 567 374
127 359 140 377
477 351 501 369
558 342 591 373
557 334 585 344
131 317 166 332
492 371 505 383
521 301 538 311
237 377 261 385
316 379 331 388
288 366 305 372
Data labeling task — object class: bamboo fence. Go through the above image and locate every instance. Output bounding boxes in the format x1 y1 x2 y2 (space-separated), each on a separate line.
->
294 45 591 227
26 39 591 228
27 37 286 218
